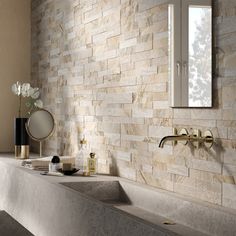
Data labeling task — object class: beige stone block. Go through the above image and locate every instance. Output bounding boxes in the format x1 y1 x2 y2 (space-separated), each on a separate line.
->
120 38 137 49
222 86 236 109
148 126 172 138
191 159 222 174
97 75 137 88
190 169 222 183
167 164 189 177
98 122 120 133
132 108 153 118
97 92 133 104
141 164 153 174
105 133 120 146
217 16 236 35
173 109 191 119
135 64 158 76
173 118 216 128
96 106 131 117
210 127 228 139
121 124 148 136
117 166 136 181
135 41 153 53
96 49 117 61
107 58 120 74
153 100 169 109
76 48 93 59
92 31 109 44
121 141 148 154
121 134 146 142
174 179 221 205
222 109 236 121
140 20 167 35
137 171 174 192
103 116 144 124
191 109 222 120
101 0 120 11
84 7 102 24
224 148 236 165
223 183 236 209
228 128 236 140
67 76 84 85
120 62 134 71
138 0 167 12
153 166 172 179
107 36 120 49
148 142 173 155
144 83 167 93
120 26 138 38
132 49 156 62
223 163 236 176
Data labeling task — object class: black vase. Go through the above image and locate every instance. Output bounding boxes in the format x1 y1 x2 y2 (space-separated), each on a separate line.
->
14 118 29 159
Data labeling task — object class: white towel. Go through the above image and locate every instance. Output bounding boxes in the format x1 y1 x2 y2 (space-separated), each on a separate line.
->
21 156 75 171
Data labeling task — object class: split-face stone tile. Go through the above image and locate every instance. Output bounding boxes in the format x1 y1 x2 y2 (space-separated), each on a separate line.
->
32 0 236 209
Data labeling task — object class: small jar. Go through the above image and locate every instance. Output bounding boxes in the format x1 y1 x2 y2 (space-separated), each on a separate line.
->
49 163 60 172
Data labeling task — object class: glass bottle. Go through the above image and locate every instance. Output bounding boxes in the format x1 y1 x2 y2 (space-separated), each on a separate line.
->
87 152 97 175
75 138 88 173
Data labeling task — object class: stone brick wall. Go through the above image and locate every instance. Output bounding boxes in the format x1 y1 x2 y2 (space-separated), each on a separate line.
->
31 0 236 209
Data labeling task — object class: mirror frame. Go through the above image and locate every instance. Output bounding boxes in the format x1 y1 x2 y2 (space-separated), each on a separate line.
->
26 108 55 142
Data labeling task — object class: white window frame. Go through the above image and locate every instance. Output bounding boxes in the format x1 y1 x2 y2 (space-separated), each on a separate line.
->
169 0 212 107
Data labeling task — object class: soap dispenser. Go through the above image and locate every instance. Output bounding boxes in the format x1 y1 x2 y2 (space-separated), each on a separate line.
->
88 152 97 175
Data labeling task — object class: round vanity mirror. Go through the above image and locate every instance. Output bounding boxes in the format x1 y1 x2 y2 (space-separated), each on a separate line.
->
26 109 55 157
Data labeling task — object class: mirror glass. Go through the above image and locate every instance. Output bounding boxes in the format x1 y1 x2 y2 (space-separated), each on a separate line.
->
168 0 212 107
26 109 55 140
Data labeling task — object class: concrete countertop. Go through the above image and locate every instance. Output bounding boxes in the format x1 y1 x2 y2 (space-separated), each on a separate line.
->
0 154 178 236
0 154 235 236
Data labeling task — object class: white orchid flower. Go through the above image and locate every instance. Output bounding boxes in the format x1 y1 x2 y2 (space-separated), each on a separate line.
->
11 81 22 96
31 88 40 99
28 87 35 97
34 99 43 108
21 83 31 97
11 81 42 117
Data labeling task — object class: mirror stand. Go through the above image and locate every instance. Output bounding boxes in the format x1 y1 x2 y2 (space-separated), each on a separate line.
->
25 109 55 158
39 141 42 158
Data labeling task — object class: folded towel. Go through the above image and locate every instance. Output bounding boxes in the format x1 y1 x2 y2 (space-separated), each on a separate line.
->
21 156 75 171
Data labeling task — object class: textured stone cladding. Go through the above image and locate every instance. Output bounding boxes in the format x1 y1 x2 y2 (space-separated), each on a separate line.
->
31 0 236 208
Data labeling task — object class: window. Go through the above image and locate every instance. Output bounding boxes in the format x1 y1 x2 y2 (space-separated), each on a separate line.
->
169 0 212 107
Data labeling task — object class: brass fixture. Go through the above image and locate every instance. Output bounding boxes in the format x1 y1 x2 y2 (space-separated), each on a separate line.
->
158 128 214 148
15 145 29 159
203 130 214 148
158 132 189 148
162 220 176 225
179 128 188 145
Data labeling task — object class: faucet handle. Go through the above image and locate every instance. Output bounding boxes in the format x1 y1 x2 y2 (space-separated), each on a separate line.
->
203 130 214 148
192 129 201 148
178 128 188 145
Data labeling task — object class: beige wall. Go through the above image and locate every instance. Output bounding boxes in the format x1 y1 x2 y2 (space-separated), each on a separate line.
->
31 0 236 209
0 0 31 151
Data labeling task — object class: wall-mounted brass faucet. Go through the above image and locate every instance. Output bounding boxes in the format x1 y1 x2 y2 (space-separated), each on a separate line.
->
158 128 214 149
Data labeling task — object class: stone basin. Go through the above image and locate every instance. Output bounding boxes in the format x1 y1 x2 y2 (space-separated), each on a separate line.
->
60 181 130 204
60 179 236 236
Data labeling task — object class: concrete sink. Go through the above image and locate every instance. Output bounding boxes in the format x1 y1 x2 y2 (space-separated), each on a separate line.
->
60 179 236 236
60 181 129 204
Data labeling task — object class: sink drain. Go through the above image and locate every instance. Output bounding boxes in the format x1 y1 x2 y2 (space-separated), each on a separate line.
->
163 220 176 225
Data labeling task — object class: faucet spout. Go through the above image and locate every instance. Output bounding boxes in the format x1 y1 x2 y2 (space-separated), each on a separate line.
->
158 135 189 148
